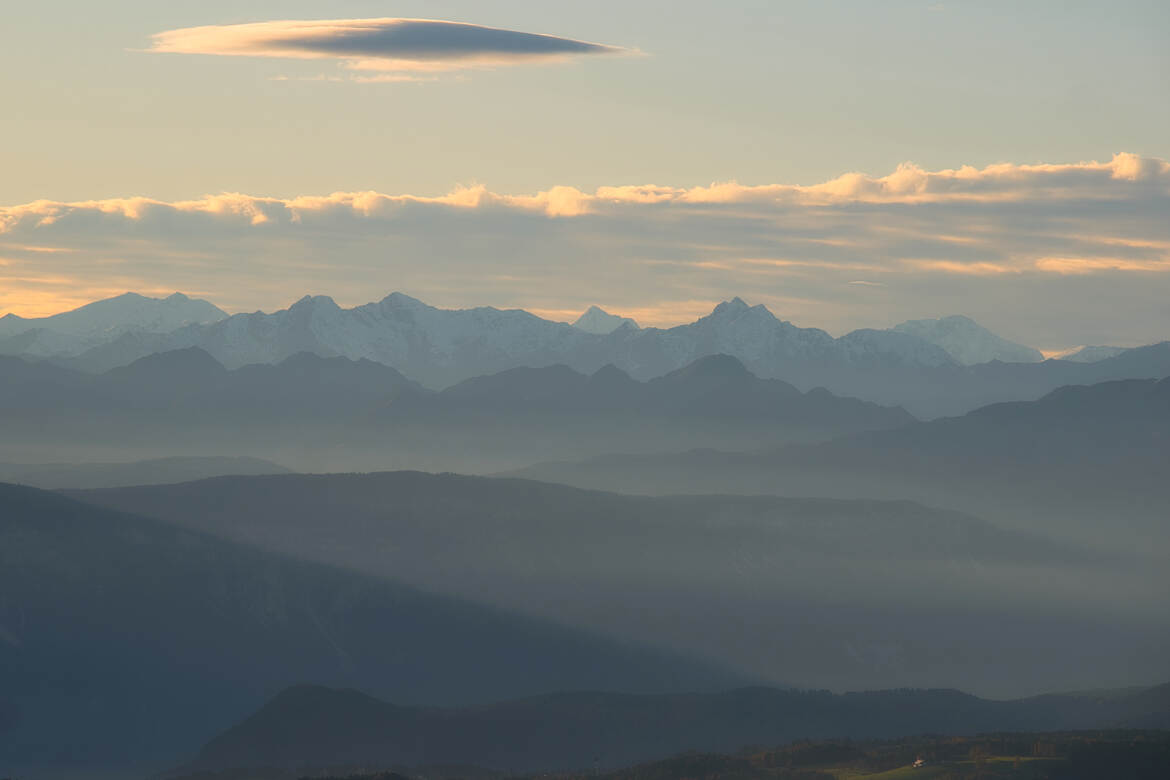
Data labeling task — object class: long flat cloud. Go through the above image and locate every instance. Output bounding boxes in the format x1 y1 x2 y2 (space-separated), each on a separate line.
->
2 154 1168 349
149 18 629 72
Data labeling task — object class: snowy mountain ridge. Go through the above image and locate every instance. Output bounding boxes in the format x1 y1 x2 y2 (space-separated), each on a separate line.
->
572 306 640 334
893 315 1043 365
0 292 227 359
48 292 974 388
6 291 1079 396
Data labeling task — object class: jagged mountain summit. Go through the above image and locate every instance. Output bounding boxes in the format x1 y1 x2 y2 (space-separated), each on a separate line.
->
572 305 640 334
0 292 226 359
19 291 1168 417
75 292 968 388
9 291 1044 383
893 315 1043 365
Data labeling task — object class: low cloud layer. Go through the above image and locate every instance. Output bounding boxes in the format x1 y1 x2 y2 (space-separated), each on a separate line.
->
149 18 628 73
2 154 1167 349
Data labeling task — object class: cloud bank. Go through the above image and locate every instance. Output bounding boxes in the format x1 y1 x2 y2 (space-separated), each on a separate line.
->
149 18 629 73
2 154 1167 349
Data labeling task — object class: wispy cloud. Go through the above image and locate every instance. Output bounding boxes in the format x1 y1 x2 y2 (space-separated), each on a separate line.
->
2 154 1167 346
1034 256 1170 274
905 260 1020 276
148 18 631 76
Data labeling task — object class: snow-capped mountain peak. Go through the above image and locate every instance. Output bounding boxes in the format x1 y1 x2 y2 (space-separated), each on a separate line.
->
572 305 640 334
0 291 228 359
8 292 1071 409
892 315 1043 365
711 297 752 317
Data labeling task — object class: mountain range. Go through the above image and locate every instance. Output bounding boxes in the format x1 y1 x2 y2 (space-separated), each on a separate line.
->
0 482 741 778
513 376 1170 555
0 455 289 490
572 304 639 334
3 291 1168 780
0 349 911 472
9 291 1160 417
71 471 1170 698
85 294 1017 391
0 292 226 359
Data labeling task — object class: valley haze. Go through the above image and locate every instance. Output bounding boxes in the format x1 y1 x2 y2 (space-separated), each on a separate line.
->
3 3 1168 779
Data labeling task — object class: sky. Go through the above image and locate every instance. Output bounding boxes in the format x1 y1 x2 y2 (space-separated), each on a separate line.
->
1 0 1168 350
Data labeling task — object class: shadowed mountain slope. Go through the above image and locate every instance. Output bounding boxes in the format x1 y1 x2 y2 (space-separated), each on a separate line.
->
0 483 743 778
0 351 911 472
512 377 1170 554
70 471 1170 697
397 353 912 425
0 455 290 490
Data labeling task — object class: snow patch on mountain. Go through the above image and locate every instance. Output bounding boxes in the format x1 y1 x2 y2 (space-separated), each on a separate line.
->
572 306 640 334
892 315 1043 365
0 292 227 358
839 329 956 367
46 293 1035 397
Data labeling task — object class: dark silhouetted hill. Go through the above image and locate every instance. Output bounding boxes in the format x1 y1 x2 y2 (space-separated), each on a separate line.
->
513 376 1170 553
69 471 1170 698
0 351 913 473
0 455 291 489
174 683 1170 776
0 483 743 778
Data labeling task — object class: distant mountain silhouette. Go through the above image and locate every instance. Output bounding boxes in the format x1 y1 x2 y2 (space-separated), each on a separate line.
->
513 376 1170 554
70 471 1169 697
1057 344 1131 362
175 682 1170 776
2 347 421 412
0 455 290 490
0 483 743 777
0 348 422 466
401 353 909 424
0 351 912 473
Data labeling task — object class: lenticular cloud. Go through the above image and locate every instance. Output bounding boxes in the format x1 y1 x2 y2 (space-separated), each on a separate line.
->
149 18 629 72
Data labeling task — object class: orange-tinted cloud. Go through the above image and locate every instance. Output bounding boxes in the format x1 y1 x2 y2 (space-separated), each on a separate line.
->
2 154 1167 347
1034 257 1170 274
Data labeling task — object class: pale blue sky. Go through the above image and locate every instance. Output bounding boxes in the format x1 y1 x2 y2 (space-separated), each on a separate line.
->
3 1 1167 202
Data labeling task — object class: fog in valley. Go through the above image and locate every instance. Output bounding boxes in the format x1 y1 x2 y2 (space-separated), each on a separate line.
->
4 4 1169 777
